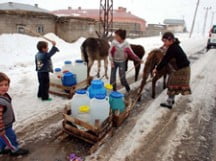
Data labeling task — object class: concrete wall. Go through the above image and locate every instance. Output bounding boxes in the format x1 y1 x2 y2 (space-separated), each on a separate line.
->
56 17 97 42
0 11 56 35
166 25 185 33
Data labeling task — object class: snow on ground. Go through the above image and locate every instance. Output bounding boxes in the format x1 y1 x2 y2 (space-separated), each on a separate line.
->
0 33 207 135
100 49 216 161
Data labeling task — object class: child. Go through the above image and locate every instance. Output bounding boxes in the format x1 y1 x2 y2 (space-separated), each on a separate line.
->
35 41 59 101
0 72 29 156
109 29 143 92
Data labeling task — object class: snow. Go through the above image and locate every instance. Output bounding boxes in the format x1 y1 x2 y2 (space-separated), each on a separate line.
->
0 32 207 142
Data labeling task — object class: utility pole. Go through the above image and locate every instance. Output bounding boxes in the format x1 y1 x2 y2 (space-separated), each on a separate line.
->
189 0 200 38
210 11 215 27
98 0 113 39
202 7 211 36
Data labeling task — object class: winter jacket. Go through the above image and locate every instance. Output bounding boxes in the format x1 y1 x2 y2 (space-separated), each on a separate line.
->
156 39 190 71
0 94 15 131
35 46 59 73
109 40 140 63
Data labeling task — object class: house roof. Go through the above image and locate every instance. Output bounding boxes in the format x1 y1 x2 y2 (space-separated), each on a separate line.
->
52 7 146 24
0 2 49 13
163 19 185 25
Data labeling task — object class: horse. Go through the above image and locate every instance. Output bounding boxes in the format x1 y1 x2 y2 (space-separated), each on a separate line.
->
81 37 110 79
138 49 172 99
126 44 145 81
81 37 145 81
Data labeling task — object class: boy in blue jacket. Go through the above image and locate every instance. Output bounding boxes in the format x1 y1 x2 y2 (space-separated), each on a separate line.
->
0 72 29 156
35 41 59 101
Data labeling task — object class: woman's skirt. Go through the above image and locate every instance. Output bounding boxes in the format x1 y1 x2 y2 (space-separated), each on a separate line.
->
167 66 192 96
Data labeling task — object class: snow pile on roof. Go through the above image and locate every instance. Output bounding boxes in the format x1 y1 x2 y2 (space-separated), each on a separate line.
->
0 2 49 13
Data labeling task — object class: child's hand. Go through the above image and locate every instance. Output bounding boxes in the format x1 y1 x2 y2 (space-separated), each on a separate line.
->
0 130 5 136
51 41 56 46
140 60 144 64
111 62 115 68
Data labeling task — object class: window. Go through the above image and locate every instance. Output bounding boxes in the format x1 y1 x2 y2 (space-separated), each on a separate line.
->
17 25 25 33
37 25 44 34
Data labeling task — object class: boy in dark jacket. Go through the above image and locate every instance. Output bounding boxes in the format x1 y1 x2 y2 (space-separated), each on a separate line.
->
35 41 59 101
0 72 29 156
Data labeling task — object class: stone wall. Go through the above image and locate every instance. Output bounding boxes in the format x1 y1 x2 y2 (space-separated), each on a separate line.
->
0 11 56 35
56 17 97 42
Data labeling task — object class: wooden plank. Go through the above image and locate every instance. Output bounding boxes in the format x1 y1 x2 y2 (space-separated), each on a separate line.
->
63 122 98 143
63 114 98 132
49 90 71 98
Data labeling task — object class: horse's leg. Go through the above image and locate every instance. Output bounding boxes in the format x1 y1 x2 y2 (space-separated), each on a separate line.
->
97 60 101 78
138 71 149 101
87 59 93 78
152 72 163 98
152 75 158 99
134 61 141 82
104 58 109 79
163 74 167 89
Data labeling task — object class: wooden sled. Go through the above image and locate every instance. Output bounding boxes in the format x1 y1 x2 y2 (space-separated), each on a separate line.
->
49 77 93 99
112 89 139 127
62 105 113 154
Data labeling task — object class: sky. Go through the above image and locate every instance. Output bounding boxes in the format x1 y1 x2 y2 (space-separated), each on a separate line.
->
0 0 215 33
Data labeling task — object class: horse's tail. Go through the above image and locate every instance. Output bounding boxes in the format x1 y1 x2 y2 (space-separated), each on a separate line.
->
81 42 89 64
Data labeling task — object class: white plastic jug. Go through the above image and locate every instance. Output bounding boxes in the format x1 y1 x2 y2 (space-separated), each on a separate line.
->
50 68 63 92
71 90 90 117
76 105 91 131
62 60 73 73
77 105 91 123
90 94 110 125
73 60 87 83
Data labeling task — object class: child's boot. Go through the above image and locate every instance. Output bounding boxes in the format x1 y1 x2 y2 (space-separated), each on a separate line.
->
10 148 29 156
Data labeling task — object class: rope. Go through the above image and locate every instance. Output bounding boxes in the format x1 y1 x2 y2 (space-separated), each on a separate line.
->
23 26 54 43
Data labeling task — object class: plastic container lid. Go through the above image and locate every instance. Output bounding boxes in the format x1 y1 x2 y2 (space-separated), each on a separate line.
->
79 105 90 113
75 60 84 63
75 89 87 95
95 94 106 100
91 80 104 89
64 60 72 65
54 68 61 72
110 91 124 98
105 83 113 90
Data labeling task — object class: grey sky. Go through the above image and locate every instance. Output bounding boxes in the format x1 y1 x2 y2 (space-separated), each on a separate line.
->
0 0 215 33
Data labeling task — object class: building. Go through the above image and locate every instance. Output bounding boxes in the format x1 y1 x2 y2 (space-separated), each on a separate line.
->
0 2 56 35
0 2 96 42
0 2 147 42
52 7 147 37
163 19 187 33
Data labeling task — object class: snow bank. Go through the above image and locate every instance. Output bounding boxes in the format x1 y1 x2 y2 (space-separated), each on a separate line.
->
0 33 85 67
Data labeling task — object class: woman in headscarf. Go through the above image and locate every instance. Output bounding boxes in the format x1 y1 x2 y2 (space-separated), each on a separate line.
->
153 32 191 109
